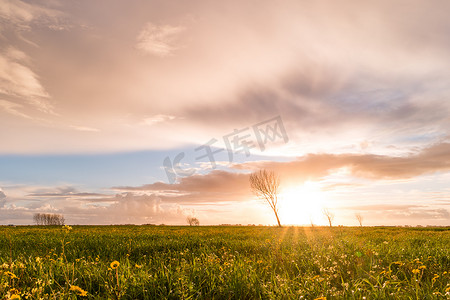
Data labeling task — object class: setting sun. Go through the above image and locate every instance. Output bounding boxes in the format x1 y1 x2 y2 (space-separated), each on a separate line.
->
279 181 327 225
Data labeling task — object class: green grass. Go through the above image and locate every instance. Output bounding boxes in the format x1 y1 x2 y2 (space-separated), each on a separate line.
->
1 225 449 299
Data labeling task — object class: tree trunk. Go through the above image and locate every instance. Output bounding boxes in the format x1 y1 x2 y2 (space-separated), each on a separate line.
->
274 210 282 227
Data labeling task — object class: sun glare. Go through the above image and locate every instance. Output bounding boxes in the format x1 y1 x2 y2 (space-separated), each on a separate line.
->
279 181 326 225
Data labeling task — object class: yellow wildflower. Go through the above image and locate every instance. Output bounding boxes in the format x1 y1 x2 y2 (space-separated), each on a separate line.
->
446 286 450 292
69 285 88 297
16 262 25 269
432 275 439 284
63 225 72 231
9 288 20 295
312 275 325 282
0 263 9 269
135 264 142 268
10 295 21 300
412 269 420 274
110 261 120 269
314 297 326 300
4 271 18 279
419 265 426 270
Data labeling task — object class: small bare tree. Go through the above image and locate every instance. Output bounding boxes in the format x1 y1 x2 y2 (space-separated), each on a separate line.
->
187 217 200 226
355 213 363 227
250 169 281 227
322 208 334 227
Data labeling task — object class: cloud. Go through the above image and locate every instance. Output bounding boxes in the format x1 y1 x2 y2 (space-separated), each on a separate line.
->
0 1 66 118
0 189 6 208
343 204 424 211
89 193 191 224
2 162 449 225
114 170 252 204
0 0 63 32
136 22 185 57
348 204 450 222
0 99 31 119
0 184 193 225
53 192 191 225
321 182 363 191
0 183 270 226
141 114 176 126
0 0 38 29
0 48 53 113
69 125 100 132
111 143 450 217
183 71 450 156
0 0 449 154
401 208 450 221
27 188 105 198
235 142 450 182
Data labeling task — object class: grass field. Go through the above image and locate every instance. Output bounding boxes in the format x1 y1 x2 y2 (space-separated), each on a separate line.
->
0 225 449 299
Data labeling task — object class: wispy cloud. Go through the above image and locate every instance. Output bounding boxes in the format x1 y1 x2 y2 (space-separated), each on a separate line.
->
0 48 53 113
0 1 69 118
141 114 176 126
27 186 105 198
0 0 39 29
0 0 64 32
69 125 100 132
0 99 31 119
136 22 185 57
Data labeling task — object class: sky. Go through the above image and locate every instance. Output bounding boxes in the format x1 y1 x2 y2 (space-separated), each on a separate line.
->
0 0 449 226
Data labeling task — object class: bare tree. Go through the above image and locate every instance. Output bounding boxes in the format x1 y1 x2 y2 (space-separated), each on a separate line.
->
355 213 363 227
187 217 200 226
322 208 334 227
33 213 65 225
33 213 42 225
250 169 282 227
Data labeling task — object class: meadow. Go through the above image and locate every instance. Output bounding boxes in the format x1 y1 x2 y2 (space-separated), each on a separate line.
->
0 225 449 299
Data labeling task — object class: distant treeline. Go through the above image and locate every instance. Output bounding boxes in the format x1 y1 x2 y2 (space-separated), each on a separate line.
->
33 213 65 225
